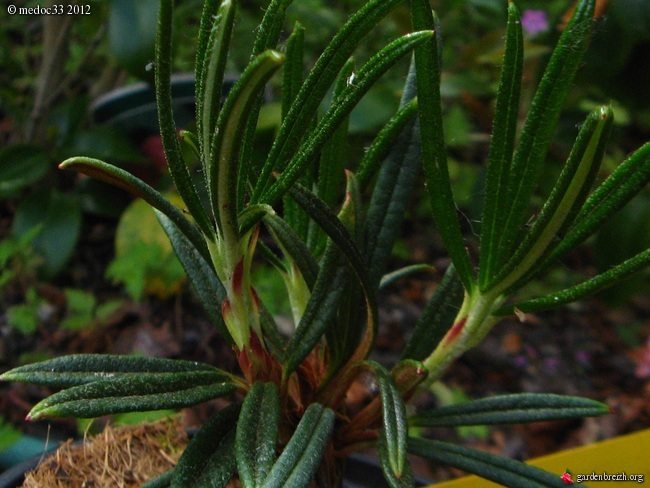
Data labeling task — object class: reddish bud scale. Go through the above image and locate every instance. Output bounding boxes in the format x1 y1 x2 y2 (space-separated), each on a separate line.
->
232 259 244 295
444 317 467 345
250 286 260 309
221 298 232 317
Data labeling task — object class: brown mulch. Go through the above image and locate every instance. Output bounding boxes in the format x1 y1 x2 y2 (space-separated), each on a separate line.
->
21 416 188 488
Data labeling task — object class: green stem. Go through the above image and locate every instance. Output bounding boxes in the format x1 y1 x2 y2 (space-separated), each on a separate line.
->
422 290 505 383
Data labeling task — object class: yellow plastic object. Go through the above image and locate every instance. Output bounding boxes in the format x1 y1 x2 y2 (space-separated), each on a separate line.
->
428 428 650 487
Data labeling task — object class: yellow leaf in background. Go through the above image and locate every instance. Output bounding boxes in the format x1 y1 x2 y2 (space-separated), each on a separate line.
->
112 194 186 300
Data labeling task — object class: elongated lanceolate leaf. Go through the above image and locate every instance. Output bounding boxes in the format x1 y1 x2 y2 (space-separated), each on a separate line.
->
497 248 650 316
208 50 285 251
26 371 237 420
411 0 475 292
156 0 215 240
367 362 413 487
408 438 570 487
478 1 523 290
261 403 335 488
0 354 224 387
401 265 464 361
261 31 433 207
59 157 210 264
356 98 418 191
309 58 355 257
365 61 421 288
194 0 219 130
238 0 295 209
172 404 240 488
155 210 233 344
197 0 236 159
489 106 614 293
281 21 310 242
492 0 595 273
410 393 610 427
379 264 434 289
236 383 280 488
541 141 650 269
251 0 410 203
282 22 305 122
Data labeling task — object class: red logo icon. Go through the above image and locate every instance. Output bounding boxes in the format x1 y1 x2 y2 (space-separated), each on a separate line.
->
561 470 574 485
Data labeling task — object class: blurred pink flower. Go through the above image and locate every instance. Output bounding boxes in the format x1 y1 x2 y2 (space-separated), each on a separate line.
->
521 9 549 36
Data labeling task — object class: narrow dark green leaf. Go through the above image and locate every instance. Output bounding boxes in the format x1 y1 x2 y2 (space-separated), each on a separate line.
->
408 437 570 487
497 248 650 315
281 21 311 244
261 403 335 488
26 371 237 420
155 210 233 344
172 404 240 488
197 0 236 158
541 141 650 269
488 105 614 293
411 1 475 291
251 0 409 203
316 58 354 211
478 1 523 290
364 61 421 288
194 0 219 114
261 31 433 207
156 0 215 240
287 183 373 304
263 213 319 289
282 21 305 121
0 354 223 387
410 393 610 427
356 98 418 191
236 383 280 488
208 50 285 243
259 302 288 361
283 183 378 371
238 0 295 210
59 157 210 263
401 265 464 361
492 0 595 271
252 0 294 55
379 264 434 289
309 58 355 257
367 361 412 486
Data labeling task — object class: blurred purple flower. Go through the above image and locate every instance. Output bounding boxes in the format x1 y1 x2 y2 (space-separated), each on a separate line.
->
521 9 549 36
